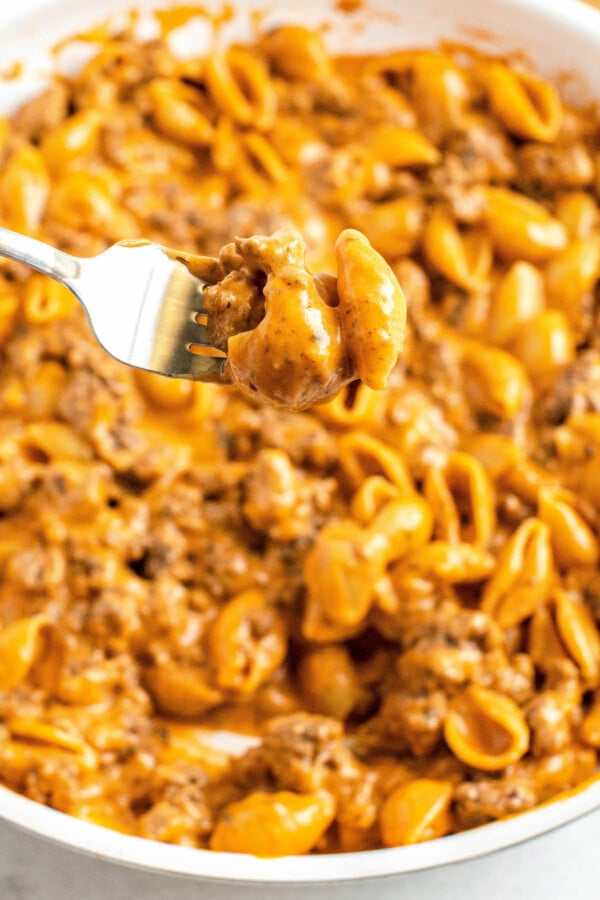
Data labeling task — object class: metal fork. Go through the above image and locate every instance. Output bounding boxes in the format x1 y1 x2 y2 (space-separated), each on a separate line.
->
0 226 227 380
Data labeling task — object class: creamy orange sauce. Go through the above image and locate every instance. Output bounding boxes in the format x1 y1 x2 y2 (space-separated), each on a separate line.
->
155 3 235 35
336 0 364 12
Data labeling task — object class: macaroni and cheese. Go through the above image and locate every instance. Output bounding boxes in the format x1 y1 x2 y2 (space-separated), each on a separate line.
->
0 12 599 856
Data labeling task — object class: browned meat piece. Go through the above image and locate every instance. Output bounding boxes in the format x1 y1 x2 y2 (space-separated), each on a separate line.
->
372 574 459 642
335 770 379 830
396 640 482 693
54 349 147 472
23 758 81 812
84 581 146 647
406 329 473 432
138 763 213 844
57 369 127 434
387 690 448 756
0 687 45 722
145 479 204 530
73 40 176 108
4 323 143 470
40 222 106 257
396 606 507 693
175 527 276 599
53 652 149 712
193 194 310 262
203 272 265 352
276 79 353 119
525 692 576 757
137 578 215 651
426 153 488 222
260 713 348 793
132 520 187 578
385 382 459 478
123 177 221 250
101 107 197 174
445 121 517 184
6 544 65 590
537 349 600 425
400 604 501 654
12 83 70 141
357 690 447 757
223 402 338 469
453 776 537 829
28 461 112 524
242 448 334 540
300 144 381 207
479 653 535 706
231 712 378 830
0 457 38 512
232 713 359 795
264 411 338 469
393 259 431 320
517 143 594 191
544 659 582 707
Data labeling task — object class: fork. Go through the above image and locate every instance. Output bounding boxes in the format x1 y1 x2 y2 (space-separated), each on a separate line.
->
0 226 227 380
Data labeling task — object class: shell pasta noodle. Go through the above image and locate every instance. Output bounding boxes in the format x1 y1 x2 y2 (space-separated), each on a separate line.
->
3 8 600 858
199 226 406 408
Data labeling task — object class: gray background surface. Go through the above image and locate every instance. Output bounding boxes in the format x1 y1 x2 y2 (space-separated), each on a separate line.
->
1 811 599 899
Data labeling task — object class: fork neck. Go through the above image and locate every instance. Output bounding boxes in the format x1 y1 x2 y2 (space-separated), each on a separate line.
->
0 226 81 283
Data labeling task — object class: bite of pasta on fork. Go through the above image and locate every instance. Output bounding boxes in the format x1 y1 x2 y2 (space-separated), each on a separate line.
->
0 223 406 410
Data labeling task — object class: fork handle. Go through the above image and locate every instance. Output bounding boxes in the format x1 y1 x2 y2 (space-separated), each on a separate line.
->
0 226 81 283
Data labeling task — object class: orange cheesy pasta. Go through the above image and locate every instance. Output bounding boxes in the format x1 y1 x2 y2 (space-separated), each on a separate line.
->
196 226 406 409
0 10 600 857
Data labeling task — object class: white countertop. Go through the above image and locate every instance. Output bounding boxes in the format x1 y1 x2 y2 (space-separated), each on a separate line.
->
1 810 599 899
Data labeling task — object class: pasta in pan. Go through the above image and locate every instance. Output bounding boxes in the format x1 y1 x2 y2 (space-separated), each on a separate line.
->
1 8 600 857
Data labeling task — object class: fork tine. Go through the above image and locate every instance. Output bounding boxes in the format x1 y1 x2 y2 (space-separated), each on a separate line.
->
145 262 225 378
191 318 211 345
73 241 228 380
184 353 227 380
